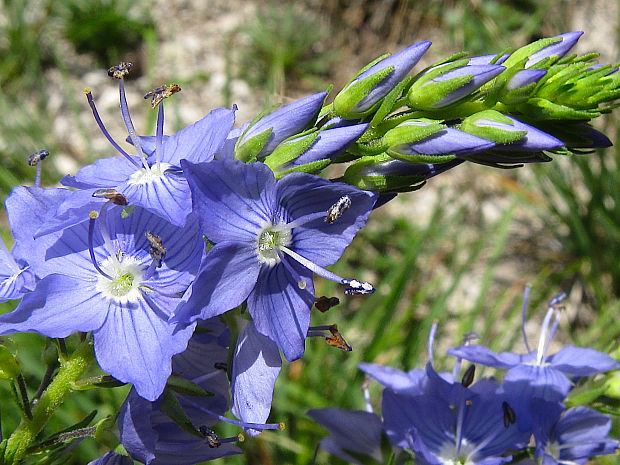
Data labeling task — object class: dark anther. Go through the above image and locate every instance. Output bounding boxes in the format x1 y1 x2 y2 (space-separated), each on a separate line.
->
325 196 351 223
214 362 227 371
460 364 475 387
314 296 339 312
502 401 516 427
92 188 129 206
146 232 166 267
108 62 132 79
144 83 182 108
199 426 221 448
325 325 352 352
28 149 49 166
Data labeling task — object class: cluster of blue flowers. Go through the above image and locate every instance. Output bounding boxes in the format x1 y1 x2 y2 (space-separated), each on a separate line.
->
310 293 620 465
0 31 618 464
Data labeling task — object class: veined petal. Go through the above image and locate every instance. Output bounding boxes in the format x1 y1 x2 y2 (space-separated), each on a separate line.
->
448 345 526 369
276 173 377 267
231 321 282 437
173 242 260 323
94 300 195 401
247 259 314 361
547 346 620 376
118 390 157 465
182 159 277 243
358 362 426 394
158 107 235 166
70 155 142 187
0 274 107 337
119 170 192 227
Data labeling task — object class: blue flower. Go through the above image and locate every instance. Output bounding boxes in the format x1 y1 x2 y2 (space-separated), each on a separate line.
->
119 319 243 464
175 159 377 360
0 236 35 302
307 408 385 465
530 400 619 465
448 290 620 430
87 452 134 465
0 206 203 400
63 75 235 227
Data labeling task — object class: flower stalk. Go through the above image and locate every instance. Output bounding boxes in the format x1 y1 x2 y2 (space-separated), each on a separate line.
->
3 339 94 465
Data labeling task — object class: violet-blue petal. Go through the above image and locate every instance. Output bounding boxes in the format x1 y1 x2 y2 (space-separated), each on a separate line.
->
69 155 142 187
182 159 276 243
94 301 195 401
140 107 235 166
118 391 157 465
391 127 495 157
118 170 192 227
506 69 547 91
448 344 526 368
231 320 282 437
358 362 426 394
5 186 72 265
0 274 107 337
247 259 314 361
88 452 134 465
35 188 108 238
552 407 618 462
547 345 620 376
215 123 248 160
0 239 34 301
526 31 583 68
173 241 260 324
468 53 509 66
290 124 369 167
276 173 377 267
478 116 563 152
238 92 327 159
307 408 384 464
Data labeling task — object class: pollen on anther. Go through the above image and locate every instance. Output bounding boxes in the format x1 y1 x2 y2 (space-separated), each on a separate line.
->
298 280 307 290
89 210 99 219
278 422 286 431
237 433 245 442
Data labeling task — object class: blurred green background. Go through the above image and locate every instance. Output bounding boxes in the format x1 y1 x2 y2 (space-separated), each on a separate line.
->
0 0 619 463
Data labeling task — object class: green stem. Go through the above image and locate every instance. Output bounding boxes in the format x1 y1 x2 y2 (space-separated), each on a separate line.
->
3 340 94 465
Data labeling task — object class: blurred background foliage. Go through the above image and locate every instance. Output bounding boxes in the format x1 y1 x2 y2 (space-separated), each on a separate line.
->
0 0 619 464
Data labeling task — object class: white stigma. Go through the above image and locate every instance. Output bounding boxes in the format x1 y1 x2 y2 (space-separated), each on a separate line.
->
256 222 292 267
96 255 144 304
128 162 173 185
438 438 476 465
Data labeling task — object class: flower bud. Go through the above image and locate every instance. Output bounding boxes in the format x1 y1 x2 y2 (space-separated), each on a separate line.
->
459 110 563 151
265 124 369 176
342 154 464 192
333 41 431 118
407 63 505 109
235 92 327 161
501 31 583 69
386 121 495 163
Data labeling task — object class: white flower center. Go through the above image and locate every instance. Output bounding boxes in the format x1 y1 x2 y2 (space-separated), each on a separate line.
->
96 255 144 304
438 439 476 465
128 162 173 185
256 222 292 267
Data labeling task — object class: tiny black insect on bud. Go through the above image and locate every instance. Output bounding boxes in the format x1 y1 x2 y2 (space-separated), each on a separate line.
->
314 296 340 312
28 149 49 166
502 401 516 427
146 232 166 267
325 195 351 223
108 62 132 79
92 188 129 206
144 83 182 108
461 364 475 387
214 362 227 371
325 325 352 352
